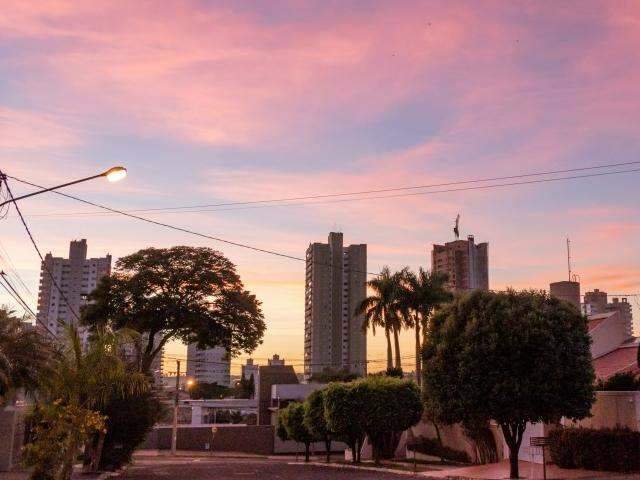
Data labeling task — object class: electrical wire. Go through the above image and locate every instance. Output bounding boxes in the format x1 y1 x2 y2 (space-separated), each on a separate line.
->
14 160 640 218
0 173 78 337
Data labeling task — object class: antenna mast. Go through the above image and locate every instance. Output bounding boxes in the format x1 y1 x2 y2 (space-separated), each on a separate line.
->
566 237 572 281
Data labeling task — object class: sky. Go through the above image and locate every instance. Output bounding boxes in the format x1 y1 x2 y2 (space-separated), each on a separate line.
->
1 0 639 375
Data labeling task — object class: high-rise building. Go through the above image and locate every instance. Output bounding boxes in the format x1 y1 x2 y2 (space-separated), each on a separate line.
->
584 288 608 314
304 232 367 378
550 280 581 310
431 235 489 292
36 239 111 339
186 344 230 387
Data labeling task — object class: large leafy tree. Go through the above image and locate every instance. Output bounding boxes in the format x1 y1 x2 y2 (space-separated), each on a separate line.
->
355 266 403 370
422 289 595 479
323 381 367 463
82 246 266 373
397 268 451 386
0 307 51 404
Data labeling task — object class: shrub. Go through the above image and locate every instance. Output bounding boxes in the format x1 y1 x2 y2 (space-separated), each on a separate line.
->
549 427 640 472
407 436 470 463
595 372 639 391
277 402 315 461
98 392 164 470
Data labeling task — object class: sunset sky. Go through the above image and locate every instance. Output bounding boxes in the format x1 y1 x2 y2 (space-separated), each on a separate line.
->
1 1 639 374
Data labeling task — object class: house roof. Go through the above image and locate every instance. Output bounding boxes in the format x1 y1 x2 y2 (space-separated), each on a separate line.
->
592 339 639 379
587 311 616 332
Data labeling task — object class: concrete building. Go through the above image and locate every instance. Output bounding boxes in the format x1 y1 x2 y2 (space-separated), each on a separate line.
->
257 355 298 425
36 239 111 340
431 235 488 292
549 280 581 310
304 232 367 378
583 289 634 337
186 344 230 387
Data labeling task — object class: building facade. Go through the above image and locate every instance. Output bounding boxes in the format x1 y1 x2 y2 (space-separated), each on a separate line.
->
186 344 230 387
304 232 367 378
36 239 111 339
584 289 634 337
431 235 489 292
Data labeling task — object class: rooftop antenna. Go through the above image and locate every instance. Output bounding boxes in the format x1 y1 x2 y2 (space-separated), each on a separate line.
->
566 237 572 281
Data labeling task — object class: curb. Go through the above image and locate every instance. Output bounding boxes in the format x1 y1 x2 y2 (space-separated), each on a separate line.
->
289 461 424 476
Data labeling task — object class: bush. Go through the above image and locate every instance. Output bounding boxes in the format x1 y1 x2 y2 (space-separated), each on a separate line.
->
99 392 164 470
595 372 639 391
407 436 470 463
549 427 640 472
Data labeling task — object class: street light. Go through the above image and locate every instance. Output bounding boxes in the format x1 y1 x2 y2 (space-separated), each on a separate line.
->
0 166 127 208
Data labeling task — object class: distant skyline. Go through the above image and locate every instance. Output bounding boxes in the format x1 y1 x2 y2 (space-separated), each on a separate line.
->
1 1 639 373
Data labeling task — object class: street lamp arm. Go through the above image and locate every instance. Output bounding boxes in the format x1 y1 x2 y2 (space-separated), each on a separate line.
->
0 166 126 208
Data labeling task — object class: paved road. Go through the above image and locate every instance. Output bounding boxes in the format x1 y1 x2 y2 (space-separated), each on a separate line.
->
122 457 411 480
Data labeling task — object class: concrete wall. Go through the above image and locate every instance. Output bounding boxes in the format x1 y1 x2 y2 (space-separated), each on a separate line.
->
565 391 640 431
144 425 275 455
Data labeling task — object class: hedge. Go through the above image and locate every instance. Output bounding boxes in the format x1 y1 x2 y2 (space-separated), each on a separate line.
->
407 436 470 463
549 427 640 472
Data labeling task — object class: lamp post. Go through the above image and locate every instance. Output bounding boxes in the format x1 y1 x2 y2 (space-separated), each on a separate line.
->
0 166 127 208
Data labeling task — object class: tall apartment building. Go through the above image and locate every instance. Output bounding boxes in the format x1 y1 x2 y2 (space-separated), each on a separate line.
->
36 239 111 339
304 232 367 378
186 344 230 387
431 235 489 292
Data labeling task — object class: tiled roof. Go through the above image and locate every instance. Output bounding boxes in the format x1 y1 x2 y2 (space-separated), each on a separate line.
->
593 341 639 380
587 311 616 332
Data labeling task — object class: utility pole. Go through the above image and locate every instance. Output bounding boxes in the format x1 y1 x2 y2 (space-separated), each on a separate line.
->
171 360 180 455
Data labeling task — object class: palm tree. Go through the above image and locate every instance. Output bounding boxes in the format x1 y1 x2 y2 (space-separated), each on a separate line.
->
36 325 149 476
0 307 52 404
397 269 451 385
356 266 403 370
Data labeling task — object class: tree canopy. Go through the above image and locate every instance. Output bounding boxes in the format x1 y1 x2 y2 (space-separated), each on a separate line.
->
303 389 333 462
422 289 595 478
82 246 265 372
277 402 316 461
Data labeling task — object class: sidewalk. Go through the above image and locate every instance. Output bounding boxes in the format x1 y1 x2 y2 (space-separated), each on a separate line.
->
418 459 634 479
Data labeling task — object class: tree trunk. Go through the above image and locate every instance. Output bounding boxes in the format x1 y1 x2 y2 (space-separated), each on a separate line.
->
385 329 393 370
325 437 331 463
91 430 106 471
501 422 524 479
393 328 401 369
414 317 421 386
304 443 310 462
433 421 444 463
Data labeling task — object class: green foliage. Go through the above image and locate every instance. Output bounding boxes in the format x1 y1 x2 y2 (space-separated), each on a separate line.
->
422 289 595 478
323 381 367 463
407 436 470 463
233 374 255 399
308 368 360 383
303 389 330 439
22 403 105 480
356 266 404 369
188 381 230 399
549 427 640 472
27 326 149 476
82 246 265 373
595 372 639 391
277 402 315 461
324 376 423 464
98 391 164 470
384 367 403 378
0 307 52 403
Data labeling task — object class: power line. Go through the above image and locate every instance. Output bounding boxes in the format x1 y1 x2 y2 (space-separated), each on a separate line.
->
4 174 379 276
0 172 80 336
16 160 640 218
0 273 36 318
